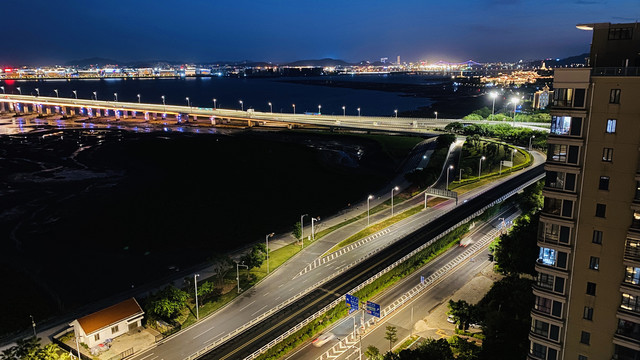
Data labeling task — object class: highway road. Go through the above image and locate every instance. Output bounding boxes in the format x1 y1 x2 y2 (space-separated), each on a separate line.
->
0 94 550 133
285 206 519 360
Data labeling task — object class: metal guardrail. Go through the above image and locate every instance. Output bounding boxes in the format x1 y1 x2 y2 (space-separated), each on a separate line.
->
592 67 640 77
242 173 544 360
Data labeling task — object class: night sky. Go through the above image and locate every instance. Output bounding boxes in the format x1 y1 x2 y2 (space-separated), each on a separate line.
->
2 0 639 65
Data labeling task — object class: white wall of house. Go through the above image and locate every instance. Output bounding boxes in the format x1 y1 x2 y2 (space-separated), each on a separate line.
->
72 316 143 348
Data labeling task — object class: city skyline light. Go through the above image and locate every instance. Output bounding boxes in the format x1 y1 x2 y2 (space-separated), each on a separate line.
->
1 0 638 66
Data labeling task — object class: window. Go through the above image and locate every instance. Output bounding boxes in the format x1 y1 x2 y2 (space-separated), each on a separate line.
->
111 325 119 334
544 198 562 216
586 282 596 295
574 89 586 108
625 266 640 285
568 145 579 164
607 119 617 133
94 333 100 341
580 331 591 345
549 144 568 162
538 247 557 266
617 319 640 340
535 296 552 314
546 171 565 189
579 355 588 360
599 176 610 190
626 239 640 260
602 148 613 162
610 89 621 104
589 256 599 270
583 306 594 320
635 181 640 201
621 293 640 313
595 204 606 218
552 301 563 317
531 342 547 358
566 173 576 191
537 273 554 290
554 277 565 293
609 27 633 40
532 319 549 337
550 116 571 135
592 230 602 244
615 344 640 360
562 200 574 218
553 88 573 107
633 211 640 229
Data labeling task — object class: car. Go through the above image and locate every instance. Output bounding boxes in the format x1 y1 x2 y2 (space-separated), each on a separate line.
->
447 315 455 324
312 332 335 347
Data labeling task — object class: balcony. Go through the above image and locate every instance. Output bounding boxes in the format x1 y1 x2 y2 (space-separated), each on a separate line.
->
593 67 640 77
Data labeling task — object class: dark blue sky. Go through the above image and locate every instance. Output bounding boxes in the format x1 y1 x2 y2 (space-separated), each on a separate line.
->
2 0 638 65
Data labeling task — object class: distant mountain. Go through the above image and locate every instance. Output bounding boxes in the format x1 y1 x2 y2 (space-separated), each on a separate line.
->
528 53 589 68
65 57 122 67
285 58 354 67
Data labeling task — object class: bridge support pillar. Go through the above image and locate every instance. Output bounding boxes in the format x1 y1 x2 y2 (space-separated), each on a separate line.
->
61 106 67 116
115 110 121 120
192 115 197 122
287 124 292 129
69 109 75 116
0 102 4 112
210 116 216 125
131 111 136 119
122 110 128 119
46 106 51 115
144 112 149 121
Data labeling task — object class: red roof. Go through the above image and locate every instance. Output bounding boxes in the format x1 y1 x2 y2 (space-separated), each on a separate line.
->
77 298 143 335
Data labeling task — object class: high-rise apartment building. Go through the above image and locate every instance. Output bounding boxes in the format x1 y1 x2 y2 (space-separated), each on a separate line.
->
529 22 640 360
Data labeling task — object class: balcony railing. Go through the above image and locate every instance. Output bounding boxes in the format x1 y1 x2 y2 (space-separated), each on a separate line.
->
593 67 640 77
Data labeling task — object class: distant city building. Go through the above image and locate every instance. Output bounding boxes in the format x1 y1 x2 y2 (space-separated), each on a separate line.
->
528 22 640 360
533 85 553 109
69 297 144 348
380 57 388 64
396 55 401 65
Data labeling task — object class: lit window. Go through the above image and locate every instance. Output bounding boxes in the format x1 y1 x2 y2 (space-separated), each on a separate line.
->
538 247 557 266
589 257 599 270
606 119 617 133
602 148 613 162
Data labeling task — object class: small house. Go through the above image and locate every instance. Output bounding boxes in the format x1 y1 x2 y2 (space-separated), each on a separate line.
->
69 297 144 348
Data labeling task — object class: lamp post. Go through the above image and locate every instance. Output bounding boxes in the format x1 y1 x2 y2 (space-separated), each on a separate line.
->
268 102 272 113
239 100 243 111
300 214 308 248
292 104 296 114
367 195 374 225
529 135 535 150
72 90 77 99
394 109 398 118
137 94 141 103
35 88 39 97
434 111 438 120
236 262 248 293
311 217 320 240
30 315 36 337
16 87 21 95
0 86 4 94
114 93 118 102
357 107 361 117
266 232 274 274
478 156 486 179
511 148 517 164
91 91 96 100
161 95 166 113
342 106 346 116
186 97 190 108
510 97 519 126
213 98 217 109
318 105 321 114
489 92 498 120
446 165 454 191
194 274 200 320
391 186 399 216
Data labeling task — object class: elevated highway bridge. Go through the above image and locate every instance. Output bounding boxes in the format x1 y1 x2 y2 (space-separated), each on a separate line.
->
0 94 549 134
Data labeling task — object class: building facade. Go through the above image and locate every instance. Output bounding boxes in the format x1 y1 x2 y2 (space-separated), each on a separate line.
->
70 297 144 348
528 22 640 360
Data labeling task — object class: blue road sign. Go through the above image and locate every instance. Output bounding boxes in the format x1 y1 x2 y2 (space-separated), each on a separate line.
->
346 294 359 310
366 301 381 318
349 307 357 315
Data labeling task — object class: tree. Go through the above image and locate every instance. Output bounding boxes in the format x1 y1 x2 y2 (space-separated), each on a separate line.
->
417 338 454 360
241 243 267 269
292 221 302 241
384 325 398 351
447 299 475 330
365 345 383 360
197 281 222 303
211 254 233 286
147 285 189 320
1 338 70 360
444 122 463 134
493 213 539 276
449 336 480 360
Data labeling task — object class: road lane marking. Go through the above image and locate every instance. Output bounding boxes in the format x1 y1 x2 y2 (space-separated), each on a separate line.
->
138 354 154 360
205 332 225 344
252 305 268 316
263 292 270 296
193 326 216 339
239 300 256 312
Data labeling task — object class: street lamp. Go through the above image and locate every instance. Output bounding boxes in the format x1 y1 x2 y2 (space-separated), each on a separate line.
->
391 186 399 216
213 98 217 109
434 111 438 120
511 148 517 164
91 91 96 100
239 100 243 111
311 217 320 240
161 95 166 112
186 97 190 108
194 274 200 320
342 106 346 116
529 135 535 150
318 105 321 114
268 102 272 113
300 214 308 248
357 107 361 117
137 94 141 103
367 195 374 225
478 156 486 179
113 93 118 102
0 86 4 94
446 165 454 191
266 232 274 274
489 92 498 120
72 90 77 99
394 109 398 118
16 87 21 95
35 88 40 97
30 315 36 337
236 262 248 293
510 97 519 126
